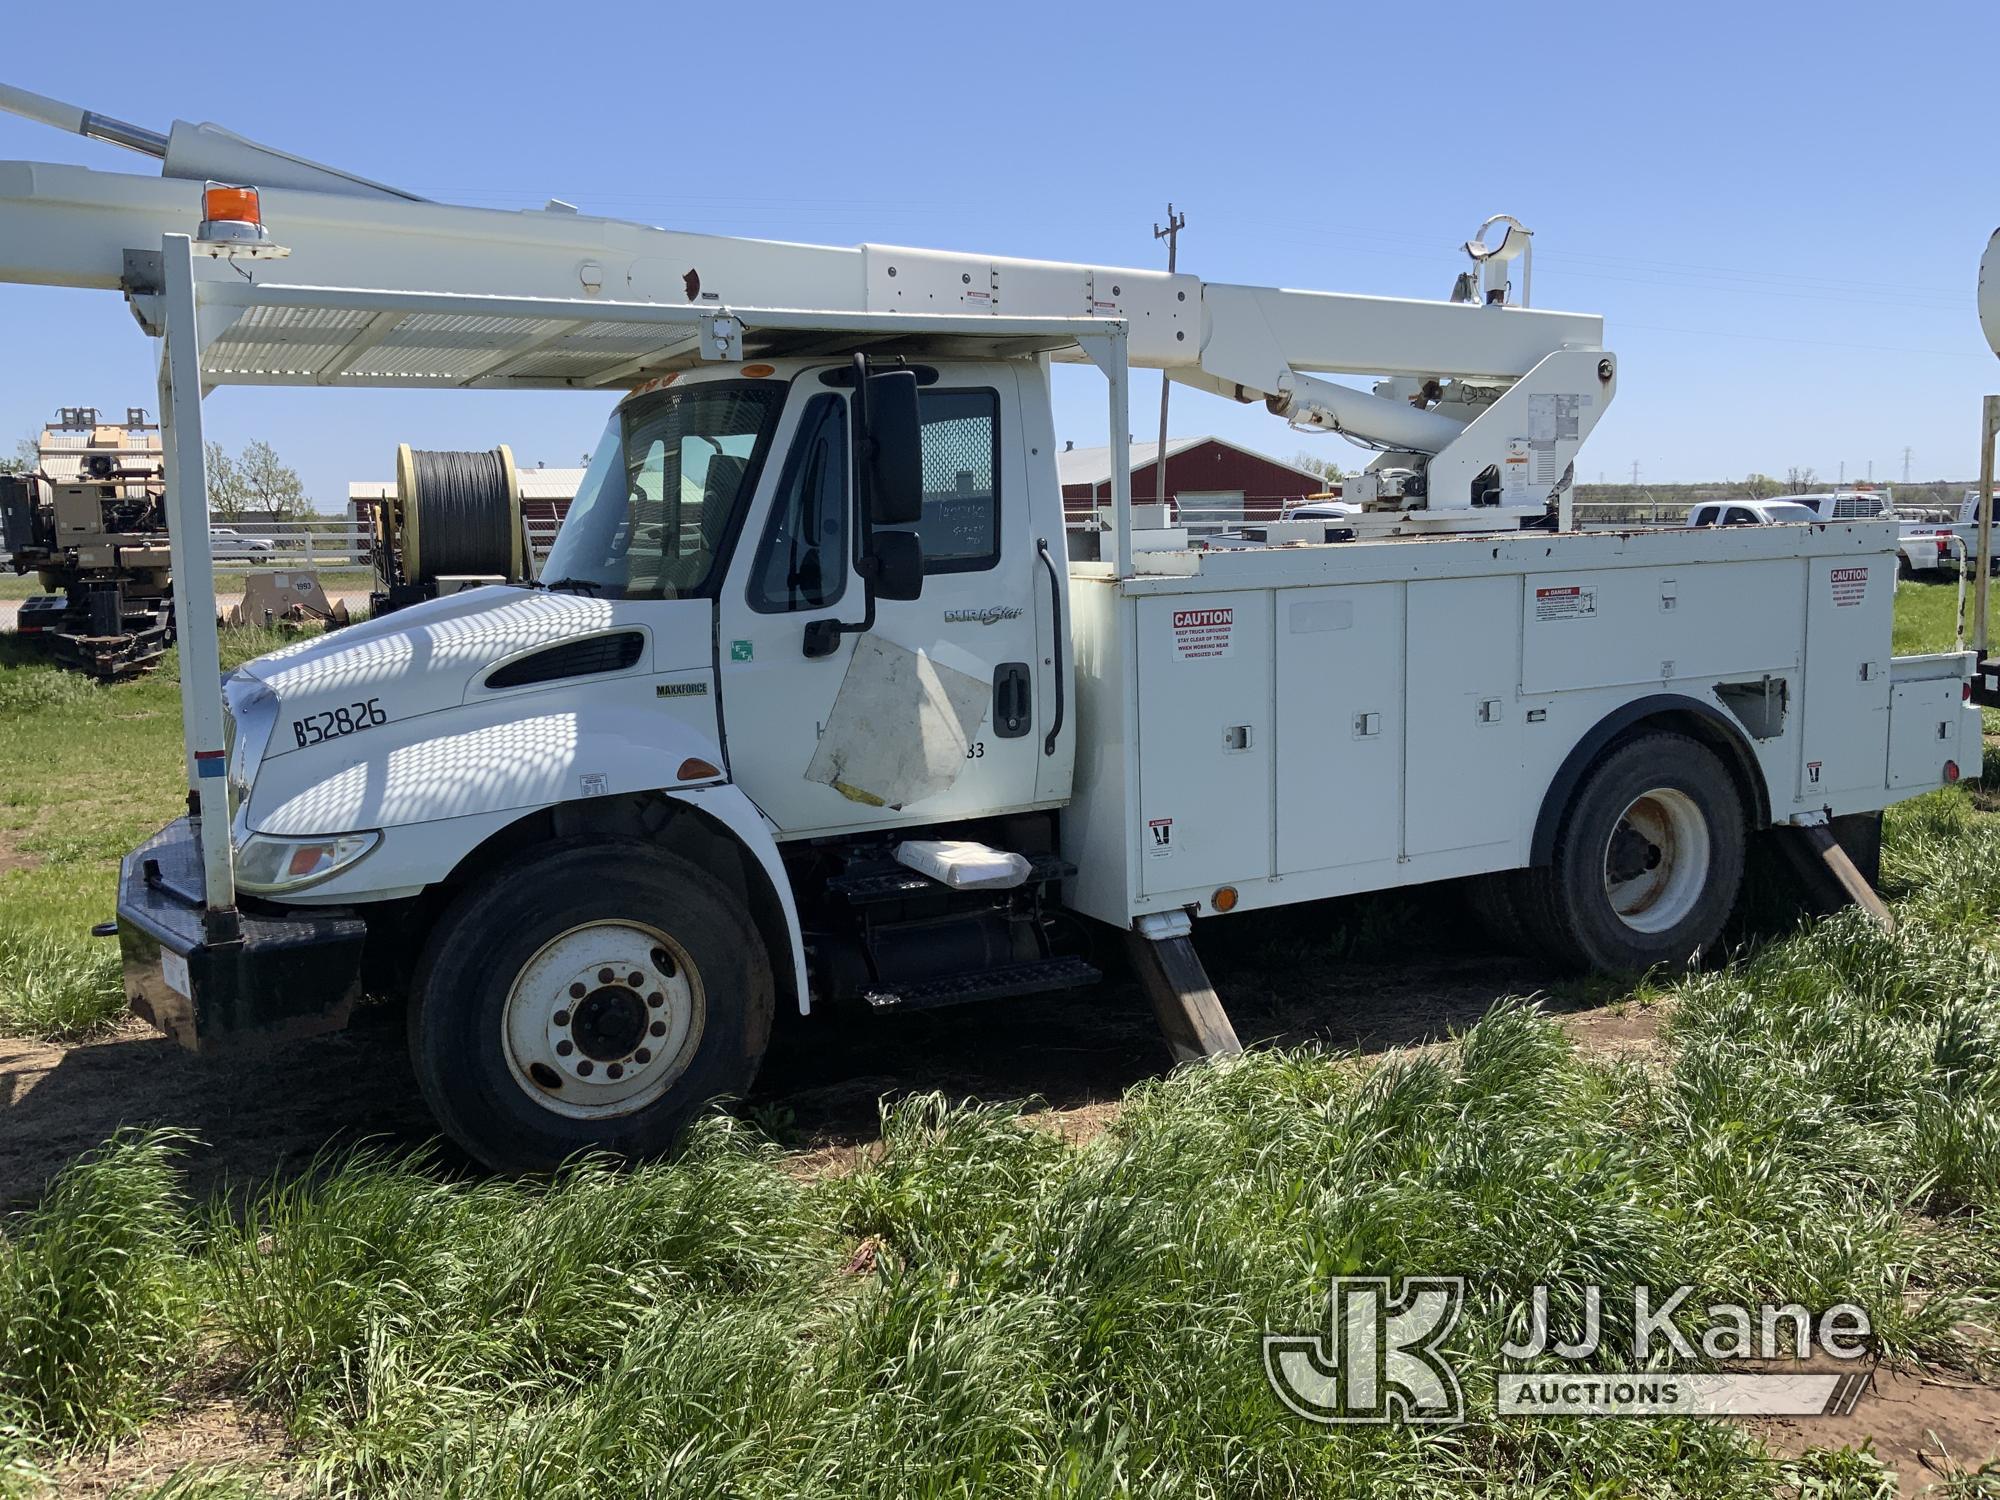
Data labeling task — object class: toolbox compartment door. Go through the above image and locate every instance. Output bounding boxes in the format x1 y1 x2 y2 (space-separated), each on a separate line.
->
1404 576 1523 856
1136 591 1272 895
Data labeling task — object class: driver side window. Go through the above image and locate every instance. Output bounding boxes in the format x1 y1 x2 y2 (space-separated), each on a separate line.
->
748 394 849 613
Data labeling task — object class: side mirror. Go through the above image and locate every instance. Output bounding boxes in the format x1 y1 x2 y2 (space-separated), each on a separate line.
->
866 528 924 601
861 369 924 525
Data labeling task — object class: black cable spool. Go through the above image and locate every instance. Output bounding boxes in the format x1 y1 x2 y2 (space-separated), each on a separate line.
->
393 443 523 585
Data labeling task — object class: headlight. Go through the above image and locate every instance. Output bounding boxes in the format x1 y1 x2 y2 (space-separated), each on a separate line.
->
234 830 382 894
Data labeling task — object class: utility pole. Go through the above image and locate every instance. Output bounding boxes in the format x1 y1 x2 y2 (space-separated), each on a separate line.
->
1629 461 1639 485
1152 203 1186 511
1902 446 1913 482
1867 460 1874 483
1839 460 1846 485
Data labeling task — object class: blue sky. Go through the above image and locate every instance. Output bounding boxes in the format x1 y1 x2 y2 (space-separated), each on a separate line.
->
1 0 1995 508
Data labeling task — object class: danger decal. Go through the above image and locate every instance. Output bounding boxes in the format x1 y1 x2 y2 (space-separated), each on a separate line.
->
1171 607 1235 660
1829 566 1869 608
1535 585 1597 622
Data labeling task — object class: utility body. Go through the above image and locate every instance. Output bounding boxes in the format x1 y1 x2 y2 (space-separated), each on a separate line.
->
0 85 1979 1169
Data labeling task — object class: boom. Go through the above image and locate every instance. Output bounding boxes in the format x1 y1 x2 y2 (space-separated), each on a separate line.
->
0 85 1610 523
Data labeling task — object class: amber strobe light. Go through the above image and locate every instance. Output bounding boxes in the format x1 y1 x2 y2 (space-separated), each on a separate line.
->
203 183 262 228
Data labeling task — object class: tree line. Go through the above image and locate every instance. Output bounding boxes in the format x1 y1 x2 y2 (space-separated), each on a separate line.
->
1 431 311 519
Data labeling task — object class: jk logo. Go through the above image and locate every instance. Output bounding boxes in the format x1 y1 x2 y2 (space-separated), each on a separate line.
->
1264 1276 1465 1425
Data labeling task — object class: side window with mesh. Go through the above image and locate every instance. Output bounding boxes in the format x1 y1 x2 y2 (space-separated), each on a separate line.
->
912 388 1000 573
748 395 848 613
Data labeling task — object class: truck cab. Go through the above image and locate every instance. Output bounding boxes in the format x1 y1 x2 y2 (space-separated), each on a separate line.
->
120 355 1093 1169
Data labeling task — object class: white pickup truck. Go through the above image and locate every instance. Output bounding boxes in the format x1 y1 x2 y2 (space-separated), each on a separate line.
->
1690 493 1964 578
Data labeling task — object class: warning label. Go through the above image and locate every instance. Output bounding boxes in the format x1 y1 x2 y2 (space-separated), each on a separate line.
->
1534 585 1597 622
1148 817 1174 858
1171 607 1235 660
1829 566 1869 607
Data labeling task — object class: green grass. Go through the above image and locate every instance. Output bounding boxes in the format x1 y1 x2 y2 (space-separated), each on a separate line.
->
0 627 324 1039
5 901 1998 1492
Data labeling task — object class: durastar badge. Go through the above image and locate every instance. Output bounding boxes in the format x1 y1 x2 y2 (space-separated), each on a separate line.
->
943 605 1024 626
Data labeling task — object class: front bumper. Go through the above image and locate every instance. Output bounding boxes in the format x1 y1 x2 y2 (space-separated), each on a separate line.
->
117 817 369 1052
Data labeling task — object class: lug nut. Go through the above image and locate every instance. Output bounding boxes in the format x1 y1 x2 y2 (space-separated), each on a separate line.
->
569 982 586 999
553 1009 570 1026
647 992 664 1009
627 971 644 988
576 1060 594 1077
649 1019 666 1037
634 1048 651 1064
556 1039 573 1056
598 967 614 984
606 1063 623 1079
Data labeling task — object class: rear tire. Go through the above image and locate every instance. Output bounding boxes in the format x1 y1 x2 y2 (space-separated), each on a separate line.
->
1517 731 1746 974
408 839 774 1173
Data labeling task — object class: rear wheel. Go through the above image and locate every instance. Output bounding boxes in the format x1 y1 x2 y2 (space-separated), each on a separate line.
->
1517 732 1746 974
409 839 773 1172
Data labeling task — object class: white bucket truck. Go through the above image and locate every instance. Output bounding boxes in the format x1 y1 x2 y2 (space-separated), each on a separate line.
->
0 88 1977 1168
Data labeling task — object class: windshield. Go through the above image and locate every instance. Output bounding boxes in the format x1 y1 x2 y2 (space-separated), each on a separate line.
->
540 380 784 597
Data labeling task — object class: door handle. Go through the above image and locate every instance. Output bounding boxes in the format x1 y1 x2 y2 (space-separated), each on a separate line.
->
993 662 1031 738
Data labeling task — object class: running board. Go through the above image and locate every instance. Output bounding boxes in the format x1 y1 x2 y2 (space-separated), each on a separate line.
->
863 955 1100 1012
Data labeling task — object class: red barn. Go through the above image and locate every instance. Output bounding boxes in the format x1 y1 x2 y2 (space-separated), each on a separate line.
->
1057 436 1328 530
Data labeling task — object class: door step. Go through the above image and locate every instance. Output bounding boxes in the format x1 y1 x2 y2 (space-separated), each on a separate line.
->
863 955 1100 1012
829 852 1074 904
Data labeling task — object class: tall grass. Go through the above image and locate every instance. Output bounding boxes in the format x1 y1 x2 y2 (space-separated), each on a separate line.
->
0 930 124 1039
0 1131 194 1452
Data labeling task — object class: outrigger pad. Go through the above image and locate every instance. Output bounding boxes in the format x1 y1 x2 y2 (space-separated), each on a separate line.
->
1126 915 1244 1064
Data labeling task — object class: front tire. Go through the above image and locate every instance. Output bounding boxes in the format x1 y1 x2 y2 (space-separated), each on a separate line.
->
409 839 774 1172
1517 732 1746 974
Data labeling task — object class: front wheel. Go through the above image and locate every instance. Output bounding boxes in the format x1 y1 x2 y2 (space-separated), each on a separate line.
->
1516 731 1746 974
409 839 774 1173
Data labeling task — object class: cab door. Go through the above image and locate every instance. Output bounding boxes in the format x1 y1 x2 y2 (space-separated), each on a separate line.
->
717 366 1046 837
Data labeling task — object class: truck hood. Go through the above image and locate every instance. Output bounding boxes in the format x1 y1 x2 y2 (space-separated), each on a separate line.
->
239 586 705 761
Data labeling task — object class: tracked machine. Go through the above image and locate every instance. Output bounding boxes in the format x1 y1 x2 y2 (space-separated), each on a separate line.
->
0 406 174 676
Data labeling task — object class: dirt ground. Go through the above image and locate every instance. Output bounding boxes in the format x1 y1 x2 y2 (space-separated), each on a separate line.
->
7 895 1996 1493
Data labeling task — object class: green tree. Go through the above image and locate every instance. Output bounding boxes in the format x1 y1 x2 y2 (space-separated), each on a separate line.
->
0 433 38 474
205 440 247 519
1292 450 1346 486
1741 472 1782 500
237 439 311 519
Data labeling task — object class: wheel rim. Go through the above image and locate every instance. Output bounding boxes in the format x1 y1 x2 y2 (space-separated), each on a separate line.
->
502 920 703 1121
1601 788 1711 935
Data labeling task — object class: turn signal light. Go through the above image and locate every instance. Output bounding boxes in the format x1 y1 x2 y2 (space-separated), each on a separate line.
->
1945 760 1961 783
677 757 721 782
1212 886 1240 913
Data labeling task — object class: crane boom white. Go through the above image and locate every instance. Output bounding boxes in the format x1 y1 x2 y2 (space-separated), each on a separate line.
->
0 85 1609 501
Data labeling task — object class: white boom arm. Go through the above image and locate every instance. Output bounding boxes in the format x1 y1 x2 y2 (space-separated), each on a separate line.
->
0 87 1611 521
